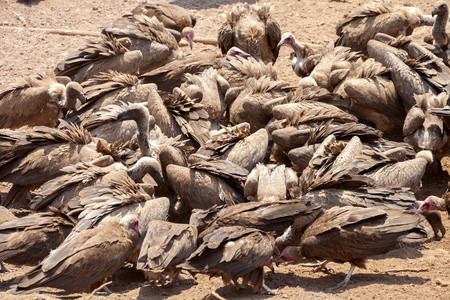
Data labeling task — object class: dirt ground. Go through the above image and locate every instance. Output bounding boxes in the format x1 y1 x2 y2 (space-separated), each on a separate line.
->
0 0 449 299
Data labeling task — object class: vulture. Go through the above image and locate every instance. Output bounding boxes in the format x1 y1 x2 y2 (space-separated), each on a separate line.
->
144 86 210 148
63 71 151 130
244 164 298 203
180 67 230 128
306 43 360 91
13 215 141 294
0 122 123 207
166 160 248 210
335 58 405 134
130 2 196 48
0 71 85 129
229 76 291 131
196 199 323 243
139 46 252 93
403 93 448 152
277 32 322 77
0 208 76 268
218 3 281 64
335 1 434 53
420 193 450 215
367 39 437 111
30 156 164 215
432 1 450 53
192 125 269 172
55 34 143 83
137 220 197 283
279 206 430 290
105 13 182 73
179 226 276 295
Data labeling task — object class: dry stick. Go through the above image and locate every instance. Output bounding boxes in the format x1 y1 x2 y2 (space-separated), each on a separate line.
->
87 281 113 300
385 267 430 273
1 25 218 44
0 25 102 37
13 11 31 27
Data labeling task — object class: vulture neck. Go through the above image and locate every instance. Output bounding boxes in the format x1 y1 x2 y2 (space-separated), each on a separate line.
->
290 37 303 56
127 157 159 182
135 114 152 157
432 11 449 49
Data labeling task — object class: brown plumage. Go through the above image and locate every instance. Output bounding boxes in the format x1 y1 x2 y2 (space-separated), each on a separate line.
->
130 2 196 48
13 214 140 294
55 34 142 83
0 71 85 129
139 52 218 92
31 156 164 215
217 51 277 87
280 206 429 290
244 164 298 203
229 76 290 131
336 58 405 134
181 67 230 127
303 43 360 91
148 87 211 147
336 1 434 53
137 220 197 283
179 226 275 294
277 32 322 77
131 2 195 32
367 39 437 110
166 160 248 210
0 208 76 266
63 71 148 127
0 122 111 207
432 1 450 52
218 3 281 64
403 93 448 152
105 13 181 73
193 125 269 172
197 200 323 243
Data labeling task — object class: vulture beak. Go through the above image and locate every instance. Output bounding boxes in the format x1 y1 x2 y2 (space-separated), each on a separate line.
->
78 92 87 104
432 7 437 17
276 39 285 49
134 223 141 238
182 30 195 50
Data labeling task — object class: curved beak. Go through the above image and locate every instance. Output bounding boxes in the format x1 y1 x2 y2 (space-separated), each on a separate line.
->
78 92 87 104
277 39 285 49
432 7 437 17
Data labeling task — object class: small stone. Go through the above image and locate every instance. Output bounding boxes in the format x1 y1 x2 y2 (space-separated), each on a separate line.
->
92 7 98 11
436 278 449 287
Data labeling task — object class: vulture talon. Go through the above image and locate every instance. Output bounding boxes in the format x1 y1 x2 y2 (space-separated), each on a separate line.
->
262 282 276 295
326 265 355 292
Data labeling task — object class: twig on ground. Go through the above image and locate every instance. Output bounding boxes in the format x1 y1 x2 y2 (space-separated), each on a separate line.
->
385 268 430 273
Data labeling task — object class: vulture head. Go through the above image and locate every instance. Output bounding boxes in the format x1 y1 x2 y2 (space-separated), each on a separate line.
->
238 18 266 60
127 156 165 186
182 27 195 49
120 214 141 237
277 32 295 49
403 93 448 152
278 246 301 263
419 195 449 213
432 1 449 17
227 46 251 57
62 81 86 109
117 103 156 130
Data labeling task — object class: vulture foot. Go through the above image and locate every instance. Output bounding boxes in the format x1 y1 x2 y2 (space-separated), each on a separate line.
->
0 262 9 273
262 282 276 295
326 264 355 291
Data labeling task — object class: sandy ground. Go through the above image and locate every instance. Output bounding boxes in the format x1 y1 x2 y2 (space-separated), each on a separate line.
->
0 0 449 299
